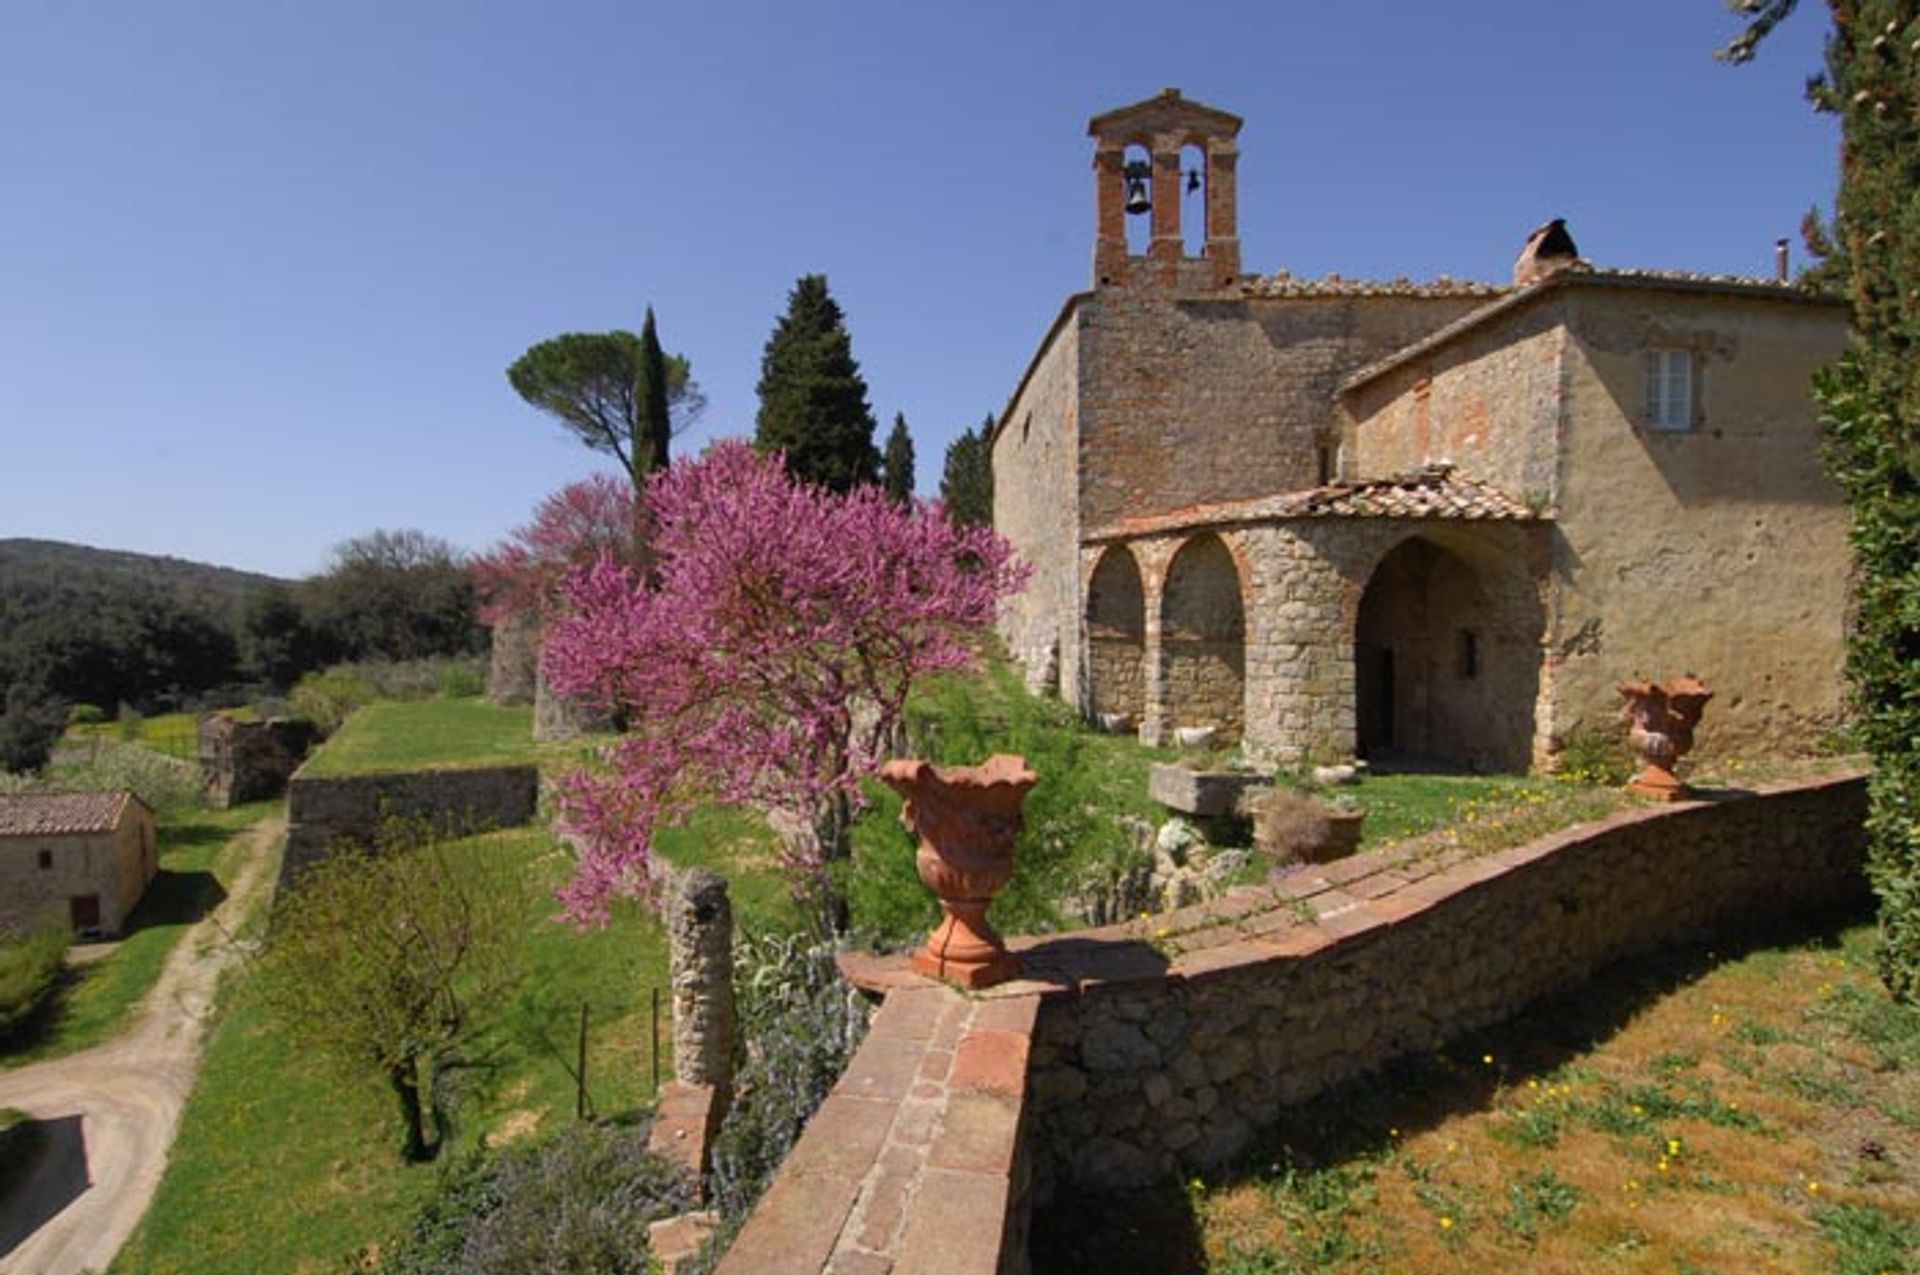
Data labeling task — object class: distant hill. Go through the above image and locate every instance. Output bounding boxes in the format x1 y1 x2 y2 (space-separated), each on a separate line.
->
0 539 287 619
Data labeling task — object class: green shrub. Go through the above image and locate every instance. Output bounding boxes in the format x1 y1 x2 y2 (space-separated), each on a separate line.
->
22 739 203 814
706 929 869 1231
1552 725 1631 788
435 662 485 699
66 703 106 725
290 667 377 736
0 925 71 1040
376 1121 692 1275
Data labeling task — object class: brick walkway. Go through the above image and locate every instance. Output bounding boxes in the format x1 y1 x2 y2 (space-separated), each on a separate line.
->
715 986 1039 1275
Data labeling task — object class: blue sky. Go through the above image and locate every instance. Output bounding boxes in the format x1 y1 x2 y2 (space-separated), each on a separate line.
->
0 1 1837 578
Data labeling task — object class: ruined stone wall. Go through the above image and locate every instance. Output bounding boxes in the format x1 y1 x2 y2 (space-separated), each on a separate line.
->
1024 773 1867 1194
1345 301 1567 501
487 608 540 705
1077 292 1492 533
1085 546 1145 723
993 309 1082 700
281 765 539 886
1160 534 1245 742
197 714 317 808
1545 289 1851 757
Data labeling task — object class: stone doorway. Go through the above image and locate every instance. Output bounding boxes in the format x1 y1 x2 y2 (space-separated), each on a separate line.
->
1353 535 1539 770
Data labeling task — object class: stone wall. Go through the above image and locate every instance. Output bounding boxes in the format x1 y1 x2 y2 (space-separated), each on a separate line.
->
1022 772 1867 1193
738 772 1868 1272
197 714 317 808
487 608 540 705
993 306 1081 699
281 764 539 886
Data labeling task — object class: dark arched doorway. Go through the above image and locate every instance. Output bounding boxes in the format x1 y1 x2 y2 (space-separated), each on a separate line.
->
1086 547 1145 726
1161 533 1245 744
1355 536 1538 770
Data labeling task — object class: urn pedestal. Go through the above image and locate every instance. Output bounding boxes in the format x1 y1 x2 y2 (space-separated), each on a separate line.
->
878 754 1037 990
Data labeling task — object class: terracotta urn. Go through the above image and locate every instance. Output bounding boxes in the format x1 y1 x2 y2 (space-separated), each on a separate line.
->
1618 675 1714 800
878 754 1037 989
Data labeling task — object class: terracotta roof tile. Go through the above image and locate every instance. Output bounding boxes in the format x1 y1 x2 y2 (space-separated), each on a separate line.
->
0 791 137 837
1087 466 1542 541
1240 271 1506 300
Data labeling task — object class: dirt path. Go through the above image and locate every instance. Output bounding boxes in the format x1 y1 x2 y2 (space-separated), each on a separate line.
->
0 814 284 1275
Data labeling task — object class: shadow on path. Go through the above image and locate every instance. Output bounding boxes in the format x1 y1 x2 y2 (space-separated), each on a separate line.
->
0 1114 89 1260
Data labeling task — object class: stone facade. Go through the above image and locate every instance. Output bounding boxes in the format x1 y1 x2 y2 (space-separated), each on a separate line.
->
196 713 316 808
0 792 156 936
994 90 1852 767
281 764 539 886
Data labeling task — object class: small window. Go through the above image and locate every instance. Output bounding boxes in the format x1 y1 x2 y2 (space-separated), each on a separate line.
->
1458 629 1481 679
37 849 52 870
1645 349 1694 431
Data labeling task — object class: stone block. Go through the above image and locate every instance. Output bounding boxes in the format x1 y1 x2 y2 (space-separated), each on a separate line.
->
1149 763 1274 818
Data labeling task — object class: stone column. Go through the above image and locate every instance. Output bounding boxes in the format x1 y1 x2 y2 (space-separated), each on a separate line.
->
1204 142 1241 284
666 868 735 1095
1148 143 1183 278
1092 145 1129 288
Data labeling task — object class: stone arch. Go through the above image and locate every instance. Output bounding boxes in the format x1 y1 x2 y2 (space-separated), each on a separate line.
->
1353 532 1541 771
1086 546 1146 727
1160 532 1246 744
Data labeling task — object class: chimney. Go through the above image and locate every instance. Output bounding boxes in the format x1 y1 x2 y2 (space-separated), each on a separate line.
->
1513 218 1580 287
1775 237 1790 282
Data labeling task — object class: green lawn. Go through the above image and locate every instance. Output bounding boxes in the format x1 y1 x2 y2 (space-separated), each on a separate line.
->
65 712 212 761
115 807 794 1274
0 801 275 1068
297 698 543 776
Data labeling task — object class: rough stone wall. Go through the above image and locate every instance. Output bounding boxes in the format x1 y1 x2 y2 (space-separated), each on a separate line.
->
993 309 1081 700
1160 534 1245 742
1085 546 1145 723
666 868 736 1094
1544 289 1851 757
1346 301 1568 502
197 714 317 808
281 765 539 886
1024 774 1868 1195
487 608 540 706
1077 292 1493 533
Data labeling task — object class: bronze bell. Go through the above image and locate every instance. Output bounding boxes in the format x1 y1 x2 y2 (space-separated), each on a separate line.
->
1122 160 1151 216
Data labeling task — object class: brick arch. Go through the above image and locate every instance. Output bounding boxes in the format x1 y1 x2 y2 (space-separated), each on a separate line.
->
1160 532 1246 744
1085 546 1146 726
1353 530 1543 771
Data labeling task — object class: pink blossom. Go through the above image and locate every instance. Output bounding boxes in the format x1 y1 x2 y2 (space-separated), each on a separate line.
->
543 441 1027 926
471 473 644 625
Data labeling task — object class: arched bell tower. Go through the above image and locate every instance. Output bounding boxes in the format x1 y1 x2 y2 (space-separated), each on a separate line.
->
1090 88 1242 292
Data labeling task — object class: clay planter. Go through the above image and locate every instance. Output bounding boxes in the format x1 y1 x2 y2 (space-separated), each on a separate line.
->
878 754 1037 990
1619 675 1714 801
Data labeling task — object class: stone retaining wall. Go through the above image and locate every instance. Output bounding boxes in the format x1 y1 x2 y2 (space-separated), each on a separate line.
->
281 764 540 885
746 772 1867 1273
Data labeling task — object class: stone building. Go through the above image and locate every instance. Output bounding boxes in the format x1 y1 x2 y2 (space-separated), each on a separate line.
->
0 790 158 936
994 90 1851 768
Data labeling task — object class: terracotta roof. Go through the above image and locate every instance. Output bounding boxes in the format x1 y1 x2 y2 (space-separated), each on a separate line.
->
1241 271 1507 300
0 791 138 837
1339 263 1843 394
1086 465 1543 541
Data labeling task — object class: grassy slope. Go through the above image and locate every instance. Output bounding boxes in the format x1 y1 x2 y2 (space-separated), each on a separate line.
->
296 699 541 776
1 801 275 1067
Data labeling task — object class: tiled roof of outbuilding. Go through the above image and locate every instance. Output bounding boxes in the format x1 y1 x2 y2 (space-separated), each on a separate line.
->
0 791 139 837
1086 465 1542 542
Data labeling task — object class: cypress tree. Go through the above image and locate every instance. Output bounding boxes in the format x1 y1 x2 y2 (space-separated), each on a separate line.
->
753 275 879 492
634 307 672 481
882 413 916 505
939 415 996 528
1729 1 1920 997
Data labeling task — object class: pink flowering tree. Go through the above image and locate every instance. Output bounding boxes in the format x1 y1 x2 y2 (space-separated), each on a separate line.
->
471 473 643 625
543 441 1026 930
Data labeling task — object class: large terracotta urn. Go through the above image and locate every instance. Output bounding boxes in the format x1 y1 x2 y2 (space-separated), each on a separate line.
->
878 754 1038 989
1618 676 1714 800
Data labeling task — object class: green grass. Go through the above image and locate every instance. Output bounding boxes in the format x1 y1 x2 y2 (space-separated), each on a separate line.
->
117 807 795 1274
0 801 275 1067
298 699 542 776
66 712 208 761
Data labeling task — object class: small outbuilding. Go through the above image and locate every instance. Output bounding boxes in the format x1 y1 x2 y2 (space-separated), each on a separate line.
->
0 791 158 937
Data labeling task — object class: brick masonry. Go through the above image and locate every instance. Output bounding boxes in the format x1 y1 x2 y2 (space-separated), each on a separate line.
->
735 771 1867 1272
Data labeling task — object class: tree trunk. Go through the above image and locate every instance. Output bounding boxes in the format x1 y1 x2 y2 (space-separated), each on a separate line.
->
388 1058 433 1163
